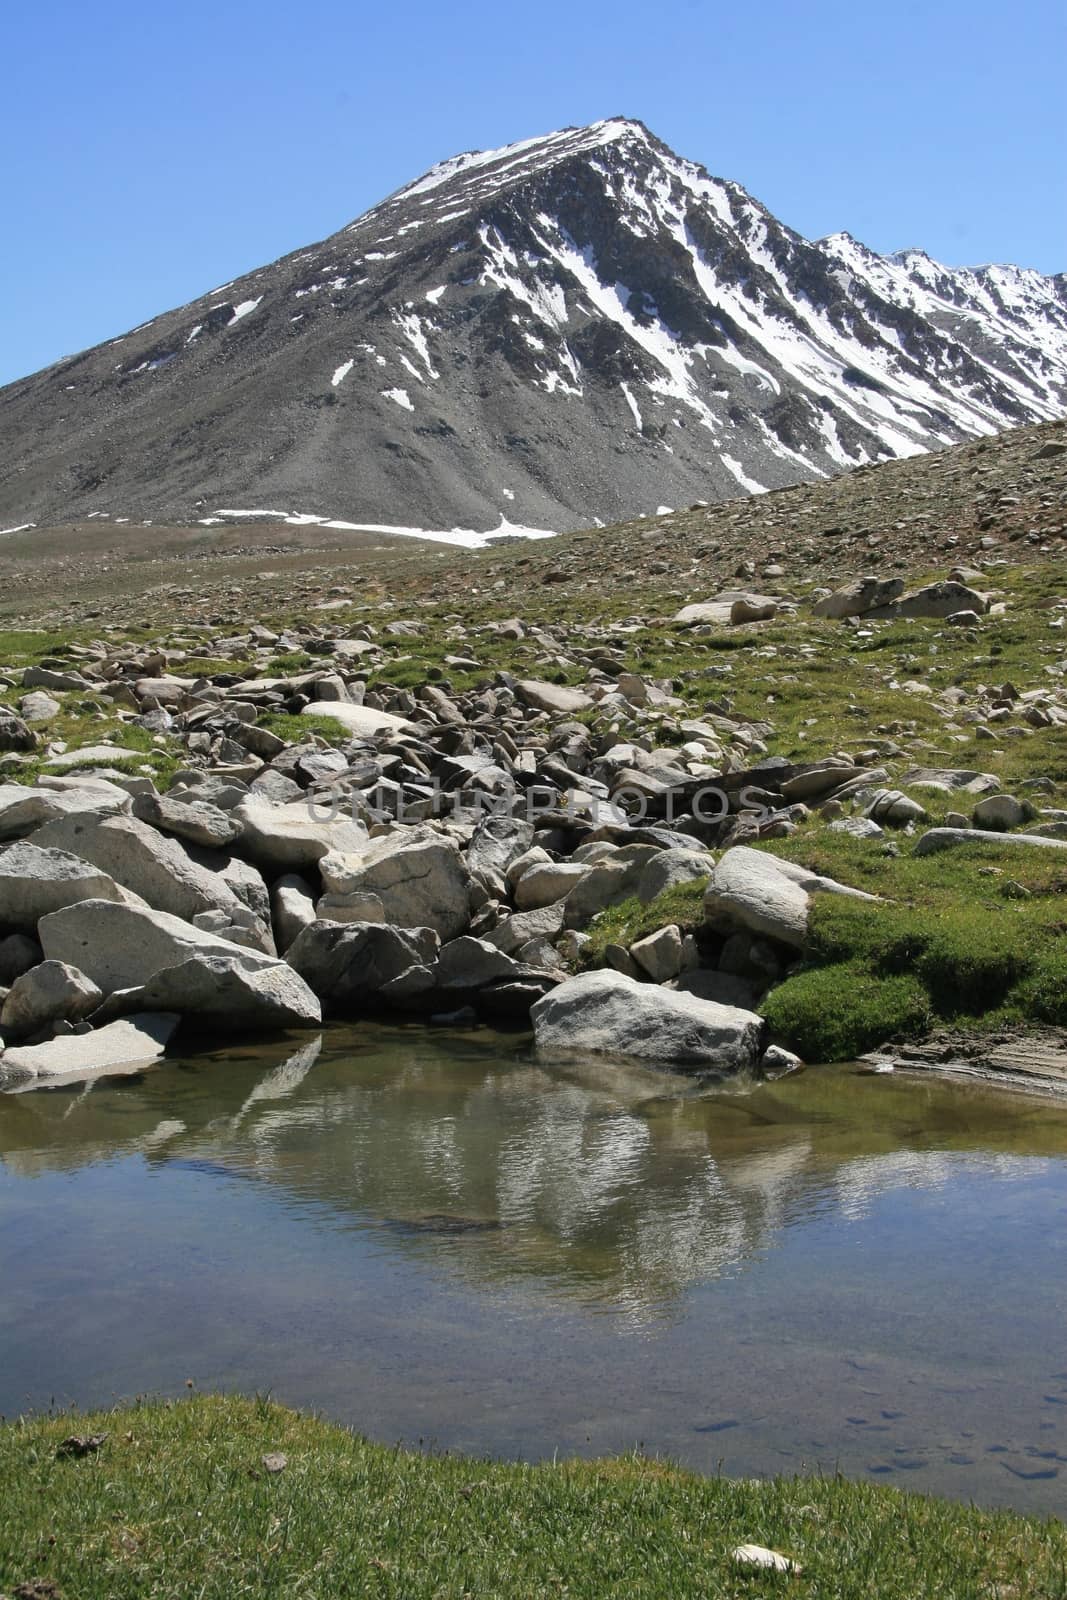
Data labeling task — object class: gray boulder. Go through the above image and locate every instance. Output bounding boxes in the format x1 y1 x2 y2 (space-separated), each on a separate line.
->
271 874 318 952
514 680 594 714
141 955 321 1031
812 576 904 619
234 796 370 871
483 901 565 956
972 794 1032 831
0 932 42 985
286 920 440 1006
0 1013 179 1087
704 846 878 950
30 813 252 931
630 924 684 982
38 899 279 993
1 960 102 1039
0 841 136 929
132 791 242 849
531 970 764 1070
323 828 470 939
0 781 130 841
914 828 1067 856
436 936 522 989
894 580 989 619
514 861 590 911
0 712 35 752
636 849 712 903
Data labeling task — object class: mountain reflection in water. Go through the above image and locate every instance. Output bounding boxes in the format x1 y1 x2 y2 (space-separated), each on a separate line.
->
3 1023 1066 1514
3 1024 1065 1318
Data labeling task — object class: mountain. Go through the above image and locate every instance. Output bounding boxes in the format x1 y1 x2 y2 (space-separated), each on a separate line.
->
2 117 1065 542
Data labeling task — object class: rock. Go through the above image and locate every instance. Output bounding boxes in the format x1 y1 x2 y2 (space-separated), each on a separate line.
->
1 961 103 1039
514 680 593 715
514 861 590 911
0 841 137 929
31 813 252 931
914 828 1067 856
271 876 321 947
436 936 522 989
704 846 878 949
483 901 565 956
21 664 91 691
863 789 927 826
674 591 783 626
531 969 764 1070
314 891 386 924
0 1013 179 1086
233 797 369 871
730 597 777 625
630 924 684 982
0 932 42 986
829 817 884 839
38 899 279 993
322 828 470 939
812 575 904 619
0 781 130 841
945 609 982 627
673 969 761 1009
894 579 989 619
901 766 1000 796
467 816 535 887
42 744 144 773
140 954 321 1031
972 794 1031 831
19 691 61 722
0 712 35 752
759 1043 804 1076
286 920 439 1006
132 791 242 848
731 1544 802 1576
301 701 418 736
636 848 713 903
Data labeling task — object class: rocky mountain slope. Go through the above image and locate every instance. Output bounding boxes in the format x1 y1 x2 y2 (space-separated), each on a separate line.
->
1 119 1064 539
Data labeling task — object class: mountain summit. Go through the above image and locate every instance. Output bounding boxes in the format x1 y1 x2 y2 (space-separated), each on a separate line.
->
2 117 1065 539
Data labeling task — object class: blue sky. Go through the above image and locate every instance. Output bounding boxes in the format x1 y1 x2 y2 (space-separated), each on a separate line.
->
2 0 1063 386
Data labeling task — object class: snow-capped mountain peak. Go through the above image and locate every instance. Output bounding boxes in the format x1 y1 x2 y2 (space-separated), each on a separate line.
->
1 119 1063 540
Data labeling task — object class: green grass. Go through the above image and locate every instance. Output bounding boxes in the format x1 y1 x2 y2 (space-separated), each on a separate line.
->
757 828 1067 1059
581 880 709 965
1 1396 1064 1599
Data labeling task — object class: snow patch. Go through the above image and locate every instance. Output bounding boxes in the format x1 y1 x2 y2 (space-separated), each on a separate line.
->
331 359 354 387
382 387 414 411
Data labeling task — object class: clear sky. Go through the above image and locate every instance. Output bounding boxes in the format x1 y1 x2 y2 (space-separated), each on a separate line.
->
3 0 1064 386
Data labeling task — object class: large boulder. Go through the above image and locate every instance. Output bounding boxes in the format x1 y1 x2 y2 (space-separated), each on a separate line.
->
0 1013 179 1086
132 791 242 849
0 841 136 930
0 782 130 841
812 576 904 619
322 828 470 939
635 848 712 904
531 970 764 1070
140 955 321 1031
703 846 878 949
301 701 418 737
0 712 35 752
514 680 594 714
38 899 279 994
1 960 102 1039
271 873 318 952
30 813 252 931
914 828 1067 856
286 920 440 1007
893 580 989 619
233 797 370 871
674 591 783 626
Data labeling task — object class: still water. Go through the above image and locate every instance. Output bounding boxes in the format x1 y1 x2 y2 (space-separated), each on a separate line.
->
2 1025 1066 1514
